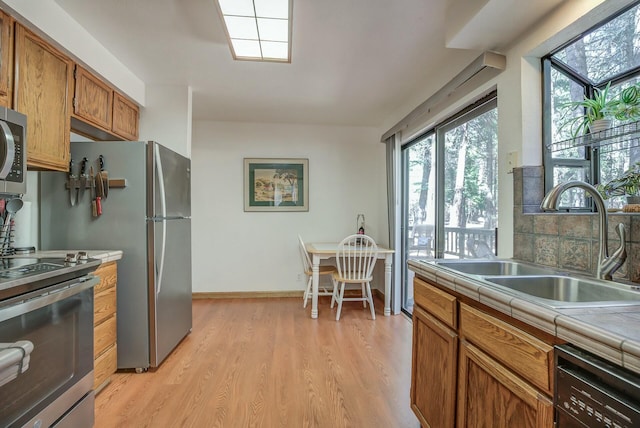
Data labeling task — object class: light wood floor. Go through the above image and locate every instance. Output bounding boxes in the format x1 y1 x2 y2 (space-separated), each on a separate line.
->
95 297 420 428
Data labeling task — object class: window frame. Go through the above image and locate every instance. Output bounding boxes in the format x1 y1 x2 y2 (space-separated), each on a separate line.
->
401 91 498 259
542 1 640 210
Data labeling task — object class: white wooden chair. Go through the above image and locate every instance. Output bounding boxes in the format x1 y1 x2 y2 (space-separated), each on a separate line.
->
332 234 379 321
298 235 337 308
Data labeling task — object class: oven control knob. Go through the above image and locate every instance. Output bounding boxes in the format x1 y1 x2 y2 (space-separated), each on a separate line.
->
65 253 77 264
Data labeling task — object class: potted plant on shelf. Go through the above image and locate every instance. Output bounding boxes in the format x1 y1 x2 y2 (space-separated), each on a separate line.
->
613 84 640 123
597 160 640 205
559 81 619 139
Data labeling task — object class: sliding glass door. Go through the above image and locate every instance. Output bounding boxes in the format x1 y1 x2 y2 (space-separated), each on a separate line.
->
439 103 499 259
400 96 498 315
401 134 436 314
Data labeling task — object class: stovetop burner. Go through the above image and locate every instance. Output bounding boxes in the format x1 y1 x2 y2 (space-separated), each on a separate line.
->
0 256 101 302
0 260 63 280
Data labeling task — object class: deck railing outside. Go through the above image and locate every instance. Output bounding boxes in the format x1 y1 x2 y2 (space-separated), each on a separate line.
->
407 225 497 259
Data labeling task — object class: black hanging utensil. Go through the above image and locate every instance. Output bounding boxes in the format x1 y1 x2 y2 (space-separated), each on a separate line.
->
99 154 108 199
68 158 77 206
79 157 88 202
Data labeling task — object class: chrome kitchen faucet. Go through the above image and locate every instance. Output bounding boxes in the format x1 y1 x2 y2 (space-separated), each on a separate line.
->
540 181 627 280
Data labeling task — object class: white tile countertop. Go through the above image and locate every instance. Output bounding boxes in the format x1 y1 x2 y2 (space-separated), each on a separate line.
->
31 250 123 263
408 259 640 374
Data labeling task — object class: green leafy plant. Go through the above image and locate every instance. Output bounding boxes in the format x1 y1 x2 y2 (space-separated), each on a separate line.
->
559 81 619 139
613 84 640 121
596 161 640 199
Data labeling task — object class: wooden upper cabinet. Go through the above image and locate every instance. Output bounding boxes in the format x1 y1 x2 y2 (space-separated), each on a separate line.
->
14 23 72 171
71 65 139 141
112 92 139 140
0 10 13 108
73 65 113 130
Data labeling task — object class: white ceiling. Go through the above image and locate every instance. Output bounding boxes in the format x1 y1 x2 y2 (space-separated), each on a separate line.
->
52 0 565 127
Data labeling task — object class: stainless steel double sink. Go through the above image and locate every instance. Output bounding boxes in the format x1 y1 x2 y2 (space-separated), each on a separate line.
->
432 260 640 308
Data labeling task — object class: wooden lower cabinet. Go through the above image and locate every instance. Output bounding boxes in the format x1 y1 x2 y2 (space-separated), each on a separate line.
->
410 277 555 428
93 261 118 392
457 341 554 428
411 305 458 428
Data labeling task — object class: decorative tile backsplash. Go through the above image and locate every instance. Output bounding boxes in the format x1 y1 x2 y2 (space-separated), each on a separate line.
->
513 166 640 283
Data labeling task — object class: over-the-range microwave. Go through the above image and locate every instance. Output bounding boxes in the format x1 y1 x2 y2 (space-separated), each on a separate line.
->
0 106 26 196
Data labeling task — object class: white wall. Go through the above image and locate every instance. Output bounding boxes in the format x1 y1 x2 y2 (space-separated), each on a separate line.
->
139 85 193 158
191 121 386 293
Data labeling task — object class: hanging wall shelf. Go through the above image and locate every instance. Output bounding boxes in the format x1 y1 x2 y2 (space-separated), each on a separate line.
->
548 120 640 155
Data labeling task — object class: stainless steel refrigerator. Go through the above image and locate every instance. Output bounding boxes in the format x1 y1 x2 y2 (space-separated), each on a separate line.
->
40 141 192 371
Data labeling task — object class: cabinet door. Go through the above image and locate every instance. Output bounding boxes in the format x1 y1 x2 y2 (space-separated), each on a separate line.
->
0 10 13 107
112 92 139 140
14 24 72 171
74 65 113 130
411 305 458 428
457 341 554 428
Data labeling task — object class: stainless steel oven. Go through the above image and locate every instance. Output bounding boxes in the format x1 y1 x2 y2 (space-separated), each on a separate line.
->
555 344 640 427
0 257 100 428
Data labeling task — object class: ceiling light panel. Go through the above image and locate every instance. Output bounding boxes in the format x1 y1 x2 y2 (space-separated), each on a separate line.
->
254 0 288 19
224 16 258 39
218 0 255 16
261 41 288 60
257 18 288 42
217 0 292 62
231 40 262 58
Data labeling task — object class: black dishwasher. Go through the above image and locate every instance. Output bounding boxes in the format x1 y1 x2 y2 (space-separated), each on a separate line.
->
555 344 640 427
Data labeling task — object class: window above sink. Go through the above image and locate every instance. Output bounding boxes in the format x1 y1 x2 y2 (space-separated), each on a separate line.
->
543 2 640 211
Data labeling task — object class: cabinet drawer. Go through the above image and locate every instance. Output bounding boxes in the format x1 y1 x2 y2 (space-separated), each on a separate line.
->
459 303 554 395
94 284 117 326
94 344 117 391
94 314 116 358
414 277 457 329
94 262 117 294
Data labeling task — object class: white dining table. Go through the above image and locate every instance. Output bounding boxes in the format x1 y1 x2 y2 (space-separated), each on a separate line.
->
305 242 394 319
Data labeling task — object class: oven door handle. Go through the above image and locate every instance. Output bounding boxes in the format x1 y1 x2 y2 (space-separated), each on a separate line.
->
0 276 99 323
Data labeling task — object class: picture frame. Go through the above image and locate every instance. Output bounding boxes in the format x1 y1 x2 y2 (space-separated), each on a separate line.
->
244 158 309 212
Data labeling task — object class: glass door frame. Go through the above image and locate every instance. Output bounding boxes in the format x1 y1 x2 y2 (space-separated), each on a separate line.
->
435 98 498 259
400 132 436 315
399 93 498 317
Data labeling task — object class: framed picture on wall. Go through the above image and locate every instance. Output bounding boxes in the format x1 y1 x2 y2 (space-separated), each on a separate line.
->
244 158 309 212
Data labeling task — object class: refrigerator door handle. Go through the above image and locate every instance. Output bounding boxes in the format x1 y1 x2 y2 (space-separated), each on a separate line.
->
155 147 167 295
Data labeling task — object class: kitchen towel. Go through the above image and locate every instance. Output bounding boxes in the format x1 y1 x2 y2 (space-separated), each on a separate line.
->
13 200 32 249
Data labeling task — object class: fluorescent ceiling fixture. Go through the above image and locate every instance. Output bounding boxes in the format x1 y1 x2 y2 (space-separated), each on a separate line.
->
261 41 288 59
217 0 292 62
